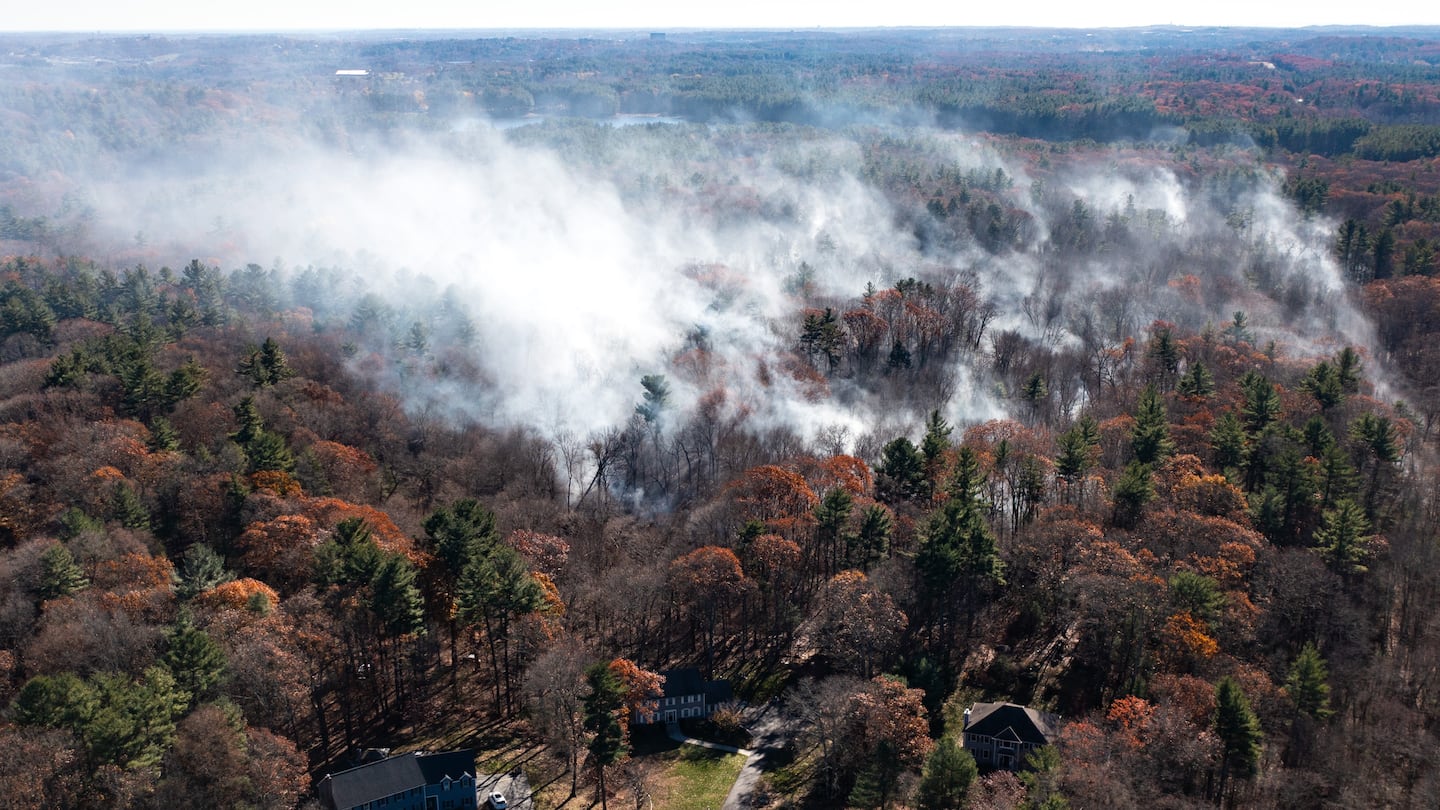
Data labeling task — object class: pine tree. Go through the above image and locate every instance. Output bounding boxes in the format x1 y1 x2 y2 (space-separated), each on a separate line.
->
371 554 427 639
800 307 845 371
1301 361 1344 410
175 543 233 599
37 543 88 601
1055 417 1099 504
1111 462 1154 529
1131 384 1175 465
1335 347 1362 392
921 409 953 474
850 504 893 569
1314 499 1374 576
916 736 977 810
110 481 151 531
230 396 266 447
583 662 627 810
148 415 181 452
161 613 228 707
1020 372 1049 418
634 374 671 424
1146 326 1181 379
1168 571 1225 625
1214 676 1263 800
876 437 926 503
1285 643 1333 721
1176 360 1215 398
814 487 854 578
237 336 295 386
1240 371 1281 435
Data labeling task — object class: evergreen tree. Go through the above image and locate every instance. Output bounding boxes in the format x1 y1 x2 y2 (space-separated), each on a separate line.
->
175 543 233 599
1020 372 1049 417
850 504 893 569
424 498 500 569
917 451 1004 646
1168 571 1225 625
161 613 229 707
1372 227 1397 279
230 396 294 473
916 736 977 810
1146 326 1180 379
876 437 926 503
887 341 912 371
921 409 952 470
147 415 181 452
371 554 427 639
1055 417 1100 503
1285 643 1333 721
86 667 188 770
1301 361 1344 410
1240 371 1281 435
110 481 151 531
11 671 96 731
800 307 845 371
634 374 671 424
1335 347 1363 393
1314 499 1374 577
230 396 265 447
1111 461 1154 529
37 542 88 602
244 430 295 474
944 445 986 505
814 487 854 578
1176 360 1215 398
457 546 546 715
1214 676 1263 800
583 662 627 810
1130 384 1175 465
1225 311 1254 344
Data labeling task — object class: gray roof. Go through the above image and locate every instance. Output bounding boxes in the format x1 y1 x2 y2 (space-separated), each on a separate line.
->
963 703 1060 746
660 668 705 698
319 749 475 810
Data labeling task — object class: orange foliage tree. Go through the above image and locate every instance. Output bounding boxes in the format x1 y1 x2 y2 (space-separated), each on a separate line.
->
727 465 819 540
235 515 319 594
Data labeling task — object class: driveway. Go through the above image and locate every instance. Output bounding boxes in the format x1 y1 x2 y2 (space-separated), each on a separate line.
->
478 770 533 810
721 705 791 810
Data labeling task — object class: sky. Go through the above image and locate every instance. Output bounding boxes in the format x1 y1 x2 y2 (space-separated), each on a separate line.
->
1 0 1435 32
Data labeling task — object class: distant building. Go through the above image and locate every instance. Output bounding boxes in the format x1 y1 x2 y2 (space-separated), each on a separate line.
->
335 69 370 76
634 667 734 724
961 702 1060 770
317 749 478 810
649 32 667 41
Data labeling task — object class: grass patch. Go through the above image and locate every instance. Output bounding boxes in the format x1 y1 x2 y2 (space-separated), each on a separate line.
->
649 744 747 810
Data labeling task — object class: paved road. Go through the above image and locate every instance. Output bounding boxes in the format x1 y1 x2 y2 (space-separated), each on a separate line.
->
720 706 790 810
477 770 533 810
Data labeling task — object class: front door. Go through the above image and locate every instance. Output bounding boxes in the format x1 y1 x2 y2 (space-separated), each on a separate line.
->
665 709 677 723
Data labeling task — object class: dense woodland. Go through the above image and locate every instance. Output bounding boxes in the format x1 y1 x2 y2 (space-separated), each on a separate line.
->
2 24 1440 810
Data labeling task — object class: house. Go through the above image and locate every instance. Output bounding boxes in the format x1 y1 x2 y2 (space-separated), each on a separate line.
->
634 667 734 725
318 749 479 810
960 702 1060 771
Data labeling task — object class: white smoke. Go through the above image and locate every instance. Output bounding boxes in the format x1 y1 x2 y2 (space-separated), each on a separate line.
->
67 120 1381 458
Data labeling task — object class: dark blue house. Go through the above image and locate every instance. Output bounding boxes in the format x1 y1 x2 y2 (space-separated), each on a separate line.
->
318 749 478 810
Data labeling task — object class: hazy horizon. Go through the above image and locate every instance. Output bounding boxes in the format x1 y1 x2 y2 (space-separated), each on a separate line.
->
3 0 1438 35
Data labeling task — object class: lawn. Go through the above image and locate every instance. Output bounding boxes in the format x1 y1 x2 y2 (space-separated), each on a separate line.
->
650 744 748 810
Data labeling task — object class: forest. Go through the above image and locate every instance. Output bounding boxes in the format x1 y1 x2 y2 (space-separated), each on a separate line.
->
1 23 1440 810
